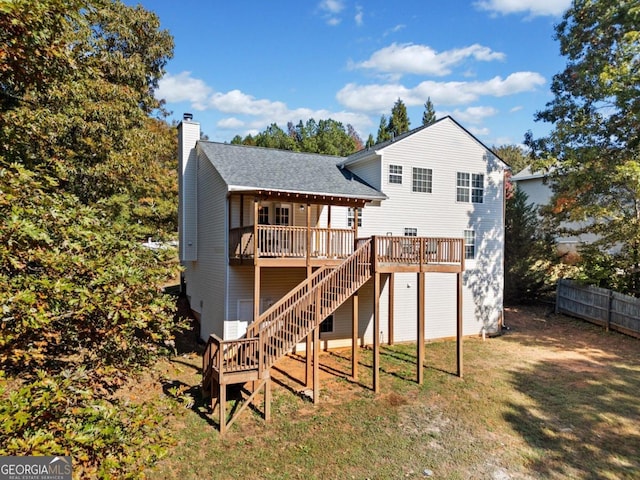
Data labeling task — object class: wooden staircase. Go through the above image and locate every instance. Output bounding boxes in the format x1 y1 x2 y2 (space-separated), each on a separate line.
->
202 238 373 433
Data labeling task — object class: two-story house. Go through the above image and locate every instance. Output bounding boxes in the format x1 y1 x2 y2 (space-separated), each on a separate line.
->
178 114 507 432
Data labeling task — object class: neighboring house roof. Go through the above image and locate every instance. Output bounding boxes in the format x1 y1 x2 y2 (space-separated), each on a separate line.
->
511 166 552 181
343 115 508 169
197 141 387 202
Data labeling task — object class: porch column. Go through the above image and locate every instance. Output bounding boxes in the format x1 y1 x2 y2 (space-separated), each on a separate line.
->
313 324 320 404
305 335 312 387
306 202 312 275
457 271 463 378
253 199 260 321
388 273 395 345
417 271 425 384
373 271 380 393
326 205 331 256
351 290 359 380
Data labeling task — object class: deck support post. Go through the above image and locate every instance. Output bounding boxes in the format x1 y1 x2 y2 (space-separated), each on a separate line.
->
219 382 226 436
305 334 312 387
373 271 380 393
417 271 425 384
264 377 271 422
388 273 394 345
457 271 463 378
351 290 359 380
313 325 320 404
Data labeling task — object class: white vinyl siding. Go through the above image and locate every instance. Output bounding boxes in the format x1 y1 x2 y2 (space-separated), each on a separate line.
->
185 149 229 340
350 117 505 339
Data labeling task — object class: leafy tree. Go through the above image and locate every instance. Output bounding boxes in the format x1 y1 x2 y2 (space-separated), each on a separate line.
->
237 118 362 155
504 187 554 303
0 1 183 473
365 133 375 148
254 123 297 150
525 0 640 295
388 97 410 138
422 97 436 126
376 115 391 143
493 144 532 176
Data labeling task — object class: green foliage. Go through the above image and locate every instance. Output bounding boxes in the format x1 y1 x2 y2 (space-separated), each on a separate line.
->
493 144 532 175
421 97 436 126
234 118 362 155
526 0 640 295
0 0 183 475
388 98 410 138
376 115 391 143
0 159 183 374
504 187 554 303
0 368 173 479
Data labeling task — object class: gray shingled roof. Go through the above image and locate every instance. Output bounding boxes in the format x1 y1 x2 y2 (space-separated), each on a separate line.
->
197 142 386 201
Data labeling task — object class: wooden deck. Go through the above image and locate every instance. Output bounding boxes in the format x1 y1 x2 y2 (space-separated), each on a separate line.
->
205 233 465 434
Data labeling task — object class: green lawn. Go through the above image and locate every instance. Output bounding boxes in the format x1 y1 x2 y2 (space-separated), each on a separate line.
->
149 306 640 479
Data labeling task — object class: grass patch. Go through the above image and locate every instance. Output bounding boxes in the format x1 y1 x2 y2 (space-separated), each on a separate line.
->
146 306 640 479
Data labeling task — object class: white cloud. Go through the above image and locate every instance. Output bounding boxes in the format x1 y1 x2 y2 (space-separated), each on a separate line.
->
216 117 245 129
354 43 506 77
467 126 490 136
318 0 344 25
336 72 545 112
383 24 405 37
440 106 499 124
509 105 524 113
318 0 344 14
355 5 363 26
474 0 571 17
156 71 212 108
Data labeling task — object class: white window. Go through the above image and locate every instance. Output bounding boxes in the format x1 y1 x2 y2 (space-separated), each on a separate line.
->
464 230 475 259
412 167 432 193
347 207 362 227
389 164 403 184
457 172 484 203
404 227 417 237
471 174 484 203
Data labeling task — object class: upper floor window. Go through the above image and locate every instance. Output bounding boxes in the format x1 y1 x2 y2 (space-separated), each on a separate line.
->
464 229 476 259
389 164 403 184
347 207 362 227
412 167 432 193
457 173 484 203
404 227 418 237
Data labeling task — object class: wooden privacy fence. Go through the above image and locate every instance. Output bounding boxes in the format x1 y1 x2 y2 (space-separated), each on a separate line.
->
556 279 640 339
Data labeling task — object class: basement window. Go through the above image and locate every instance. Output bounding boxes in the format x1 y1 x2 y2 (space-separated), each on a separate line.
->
464 229 476 259
320 314 334 334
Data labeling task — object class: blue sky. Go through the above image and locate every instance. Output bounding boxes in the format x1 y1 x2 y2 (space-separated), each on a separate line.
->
133 0 572 147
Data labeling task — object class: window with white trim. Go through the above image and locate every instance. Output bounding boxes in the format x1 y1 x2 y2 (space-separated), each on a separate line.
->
457 172 484 203
464 230 476 259
412 167 432 193
389 164 403 184
347 207 362 227
404 227 417 237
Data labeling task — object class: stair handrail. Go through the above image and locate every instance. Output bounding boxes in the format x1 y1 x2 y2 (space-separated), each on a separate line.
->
245 265 335 338
260 239 372 370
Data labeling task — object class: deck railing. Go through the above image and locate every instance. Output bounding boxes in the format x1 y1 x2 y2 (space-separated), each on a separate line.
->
229 225 354 260
375 236 463 266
